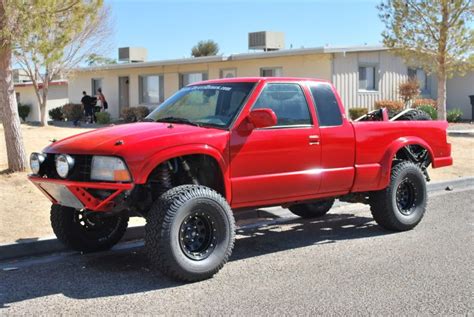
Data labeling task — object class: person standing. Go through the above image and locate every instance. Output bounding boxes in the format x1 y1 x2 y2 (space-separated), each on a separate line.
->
97 88 108 111
81 91 94 124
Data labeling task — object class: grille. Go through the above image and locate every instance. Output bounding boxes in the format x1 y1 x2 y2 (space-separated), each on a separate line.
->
40 154 93 182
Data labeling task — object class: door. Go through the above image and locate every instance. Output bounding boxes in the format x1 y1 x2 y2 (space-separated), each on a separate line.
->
118 76 130 115
308 83 355 193
230 83 321 206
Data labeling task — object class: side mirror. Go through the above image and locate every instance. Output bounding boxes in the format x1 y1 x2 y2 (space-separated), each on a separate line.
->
248 108 277 129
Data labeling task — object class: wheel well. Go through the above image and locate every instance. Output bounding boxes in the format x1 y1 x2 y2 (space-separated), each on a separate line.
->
147 154 225 198
393 144 431 180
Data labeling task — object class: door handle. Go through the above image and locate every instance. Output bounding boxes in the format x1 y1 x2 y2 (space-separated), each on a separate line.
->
309 135 320 145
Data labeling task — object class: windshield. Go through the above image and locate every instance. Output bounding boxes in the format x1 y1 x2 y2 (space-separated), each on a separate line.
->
146 82 255 128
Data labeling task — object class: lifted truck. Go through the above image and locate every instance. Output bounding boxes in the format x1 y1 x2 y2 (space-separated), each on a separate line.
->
28 77 452 282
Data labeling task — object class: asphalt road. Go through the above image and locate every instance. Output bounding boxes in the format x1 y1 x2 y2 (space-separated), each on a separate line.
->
1 188 473 315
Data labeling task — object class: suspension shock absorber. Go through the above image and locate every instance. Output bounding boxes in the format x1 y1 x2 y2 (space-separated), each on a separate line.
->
154 162 173 197
180 158 199 185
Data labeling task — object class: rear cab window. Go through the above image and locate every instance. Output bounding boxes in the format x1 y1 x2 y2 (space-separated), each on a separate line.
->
309 84 343 127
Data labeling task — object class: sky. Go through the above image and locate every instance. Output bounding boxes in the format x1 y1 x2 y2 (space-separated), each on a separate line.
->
106 0 385 61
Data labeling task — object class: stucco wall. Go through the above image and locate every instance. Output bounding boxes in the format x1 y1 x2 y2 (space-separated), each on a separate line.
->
15 84 69 122
68 53 332 119
447 71 474 120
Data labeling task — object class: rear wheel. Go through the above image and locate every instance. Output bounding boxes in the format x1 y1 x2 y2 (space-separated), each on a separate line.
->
288 198 335 218
50 205 129 252
145 185 235 282
369 161 427 231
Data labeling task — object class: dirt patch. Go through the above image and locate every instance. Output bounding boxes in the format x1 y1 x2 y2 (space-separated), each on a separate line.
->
0 125 472 243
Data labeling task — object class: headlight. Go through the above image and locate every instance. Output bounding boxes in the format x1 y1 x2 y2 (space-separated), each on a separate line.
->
30 152 46 174
55 154 74 178
91 156 131 182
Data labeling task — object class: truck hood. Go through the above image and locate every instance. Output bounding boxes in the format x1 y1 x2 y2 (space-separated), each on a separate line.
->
43 122 226 156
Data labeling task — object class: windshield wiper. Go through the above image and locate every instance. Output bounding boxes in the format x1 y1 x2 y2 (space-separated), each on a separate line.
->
156 116 200 126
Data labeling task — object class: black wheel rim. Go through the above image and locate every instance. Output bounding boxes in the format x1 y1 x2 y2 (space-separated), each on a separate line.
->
179 211 217 261
396 178 417 216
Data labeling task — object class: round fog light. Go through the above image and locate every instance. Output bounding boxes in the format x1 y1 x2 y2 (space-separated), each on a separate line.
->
30 153 45 174
55 154 74 178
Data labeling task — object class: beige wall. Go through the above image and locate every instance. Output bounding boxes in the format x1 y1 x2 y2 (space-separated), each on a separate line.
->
15 85 69 122
447 71 474 120
68 53 332 119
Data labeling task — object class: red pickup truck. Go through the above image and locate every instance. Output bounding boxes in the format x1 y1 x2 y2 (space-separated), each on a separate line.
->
28 77 452 281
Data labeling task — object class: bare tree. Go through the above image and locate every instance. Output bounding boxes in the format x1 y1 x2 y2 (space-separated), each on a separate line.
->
378 0 474 120
0 1 27 171
14 3 112 126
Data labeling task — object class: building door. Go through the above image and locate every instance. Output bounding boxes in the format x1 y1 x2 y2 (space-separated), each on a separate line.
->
119 76 129 115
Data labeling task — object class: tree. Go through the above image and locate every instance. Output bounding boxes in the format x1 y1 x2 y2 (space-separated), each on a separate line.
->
378 0 474 120
0 1 27 171
191 40 219 57
13 0 111 126
86 53 117 66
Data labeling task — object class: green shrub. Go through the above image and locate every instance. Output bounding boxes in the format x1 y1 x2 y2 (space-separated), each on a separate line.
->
17 103 31 122
61 103 84 122
447 108 463 122
48 106 64 121
348 107 368 120
412 98 437 108
121 106 150 123
417 105 438 120
95 111 111 124
374 100 404 111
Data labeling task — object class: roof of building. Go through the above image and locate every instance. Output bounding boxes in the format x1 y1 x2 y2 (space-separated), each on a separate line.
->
14 80 68 88
76 45 389 72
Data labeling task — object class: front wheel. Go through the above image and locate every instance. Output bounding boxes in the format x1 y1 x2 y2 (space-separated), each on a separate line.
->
369 161 427 231
145 185 235 282
50 205 129 252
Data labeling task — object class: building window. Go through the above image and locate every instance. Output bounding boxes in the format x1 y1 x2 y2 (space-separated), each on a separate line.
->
260 67 282 77
220 68 237 78
91 78 102 95
252 83 312 127
358 65 377 91
408 68 429 93
15 92 20 103
179 72 208 88
139 74 164 104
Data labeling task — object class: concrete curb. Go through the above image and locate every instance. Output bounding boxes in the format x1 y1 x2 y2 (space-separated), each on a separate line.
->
1 177 473 262
448 130 474 137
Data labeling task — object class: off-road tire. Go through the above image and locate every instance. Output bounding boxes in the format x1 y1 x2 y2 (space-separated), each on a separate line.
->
50 204 129 252
369 161 427 231
145 185 235 282
396 109 431 121
288 198 335 218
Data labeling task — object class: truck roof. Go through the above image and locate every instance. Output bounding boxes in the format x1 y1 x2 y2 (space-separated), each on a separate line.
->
189 77 331 85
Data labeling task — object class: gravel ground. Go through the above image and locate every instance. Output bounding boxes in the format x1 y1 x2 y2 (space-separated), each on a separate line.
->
448 122 474 130
0 188 472 315
0 124 473 244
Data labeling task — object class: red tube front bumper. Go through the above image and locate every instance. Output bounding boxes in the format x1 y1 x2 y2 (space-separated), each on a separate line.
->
28 176 134 212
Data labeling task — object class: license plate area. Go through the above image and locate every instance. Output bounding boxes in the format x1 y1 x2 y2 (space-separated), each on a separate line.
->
39 182 84 210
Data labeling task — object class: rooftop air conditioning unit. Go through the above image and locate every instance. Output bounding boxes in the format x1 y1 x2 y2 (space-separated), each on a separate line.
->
248 31 285 51
118 47 148 63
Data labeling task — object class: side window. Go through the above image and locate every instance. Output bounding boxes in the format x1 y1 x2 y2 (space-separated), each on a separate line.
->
253 83 312 127
310 84 343 127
